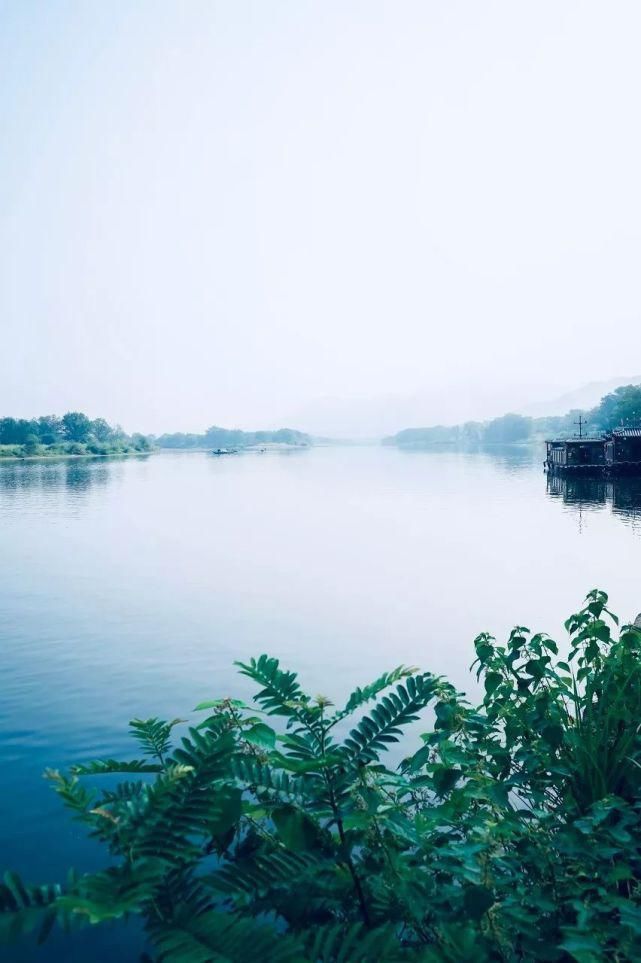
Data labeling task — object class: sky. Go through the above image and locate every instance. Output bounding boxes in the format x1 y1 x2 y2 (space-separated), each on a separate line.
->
2 0 641 436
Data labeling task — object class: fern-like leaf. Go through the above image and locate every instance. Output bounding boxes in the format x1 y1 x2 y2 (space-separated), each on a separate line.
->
342 674 439 763
209 850 320 897
151 905 305 963
44 770 96 819
235 655 310 720
70 758 162 776
0 872 68 946
57 860 164 923
336 666 419 721
305 921 401 962
130 718 184 764
231 757 309 807
116 735 235 864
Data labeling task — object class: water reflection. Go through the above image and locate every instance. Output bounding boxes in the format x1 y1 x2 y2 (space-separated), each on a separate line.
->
479 443 542 475
64 461 111 492
0 457 146 514
547 474 641 532
394 443 541 476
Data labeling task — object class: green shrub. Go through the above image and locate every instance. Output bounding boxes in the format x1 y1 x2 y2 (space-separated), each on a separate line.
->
3 591 641 961
23 434 42 456
87 442 114 456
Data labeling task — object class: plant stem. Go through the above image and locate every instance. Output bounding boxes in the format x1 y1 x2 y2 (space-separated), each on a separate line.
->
319 705 371 927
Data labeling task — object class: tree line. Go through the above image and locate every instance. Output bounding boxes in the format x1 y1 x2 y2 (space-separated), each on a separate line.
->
157 425 311 449
384 383 641 448
0 412 153 456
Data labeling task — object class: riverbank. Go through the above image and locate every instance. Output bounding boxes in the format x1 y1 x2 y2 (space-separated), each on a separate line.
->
159 441 313 454
0 441 309 461
383 438 542 452
0 444 155 460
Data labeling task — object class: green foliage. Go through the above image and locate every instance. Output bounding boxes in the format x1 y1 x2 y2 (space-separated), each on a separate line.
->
129 717 184 763
383 384 641 448
5 592 641 960
0 411 154 457
482 412 532 444
157 426 311 450
23 433 42 455
61 411 94 443
384 414 532 447
383 423 487 448
591 384 641 431
150 906 305 963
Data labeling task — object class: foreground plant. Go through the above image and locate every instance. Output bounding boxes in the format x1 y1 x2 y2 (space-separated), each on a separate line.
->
3 591 641 961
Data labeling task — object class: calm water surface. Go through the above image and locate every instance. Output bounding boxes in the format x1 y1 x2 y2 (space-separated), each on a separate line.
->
2 447 641 959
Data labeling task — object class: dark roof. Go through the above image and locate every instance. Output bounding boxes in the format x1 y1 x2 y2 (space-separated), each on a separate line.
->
612 428 641 438
546 437 604 444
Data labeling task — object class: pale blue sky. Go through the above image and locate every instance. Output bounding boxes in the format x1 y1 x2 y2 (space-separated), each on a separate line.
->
2 1 641 434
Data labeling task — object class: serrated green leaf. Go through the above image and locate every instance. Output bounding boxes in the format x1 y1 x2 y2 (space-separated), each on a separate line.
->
244 723 277 749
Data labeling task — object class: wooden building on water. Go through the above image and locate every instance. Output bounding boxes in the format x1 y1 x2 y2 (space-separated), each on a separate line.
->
605 428 641 472
545 437 606 472
545 414 606 474
545 426 641 475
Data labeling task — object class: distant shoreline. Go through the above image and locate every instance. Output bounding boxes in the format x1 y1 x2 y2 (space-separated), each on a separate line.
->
0 449 155 463
0 443 315 463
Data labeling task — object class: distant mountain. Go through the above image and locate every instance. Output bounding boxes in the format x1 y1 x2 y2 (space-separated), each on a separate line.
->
520 376 641 418
284 377 641 441
383 378 641 449
285 387 545 440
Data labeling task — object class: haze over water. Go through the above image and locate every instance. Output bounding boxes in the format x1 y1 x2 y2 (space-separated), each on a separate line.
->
2 447 641 958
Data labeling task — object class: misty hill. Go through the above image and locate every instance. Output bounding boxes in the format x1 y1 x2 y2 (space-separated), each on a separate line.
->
384 415 537 449
384 384 641 448
521 375 641 418
285 390 536 440
157 426 311 450
286 377 641 440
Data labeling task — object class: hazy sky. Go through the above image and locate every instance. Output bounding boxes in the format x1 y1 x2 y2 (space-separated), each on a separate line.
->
2 1 641 435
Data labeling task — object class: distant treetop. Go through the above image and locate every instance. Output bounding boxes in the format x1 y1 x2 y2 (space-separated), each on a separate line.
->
157 426 311 449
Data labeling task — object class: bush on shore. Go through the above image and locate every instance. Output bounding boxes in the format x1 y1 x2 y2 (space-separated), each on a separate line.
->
3 591 641 961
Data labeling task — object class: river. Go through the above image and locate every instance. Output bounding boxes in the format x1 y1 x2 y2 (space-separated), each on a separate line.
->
1 446 640 959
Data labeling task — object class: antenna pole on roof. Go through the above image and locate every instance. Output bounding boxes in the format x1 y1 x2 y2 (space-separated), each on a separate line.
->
574 414 586 438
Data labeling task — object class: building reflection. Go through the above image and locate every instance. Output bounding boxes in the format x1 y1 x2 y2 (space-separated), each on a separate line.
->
547 473 641 531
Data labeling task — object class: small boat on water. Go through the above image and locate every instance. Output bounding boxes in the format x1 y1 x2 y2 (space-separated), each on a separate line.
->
210 447 238 456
